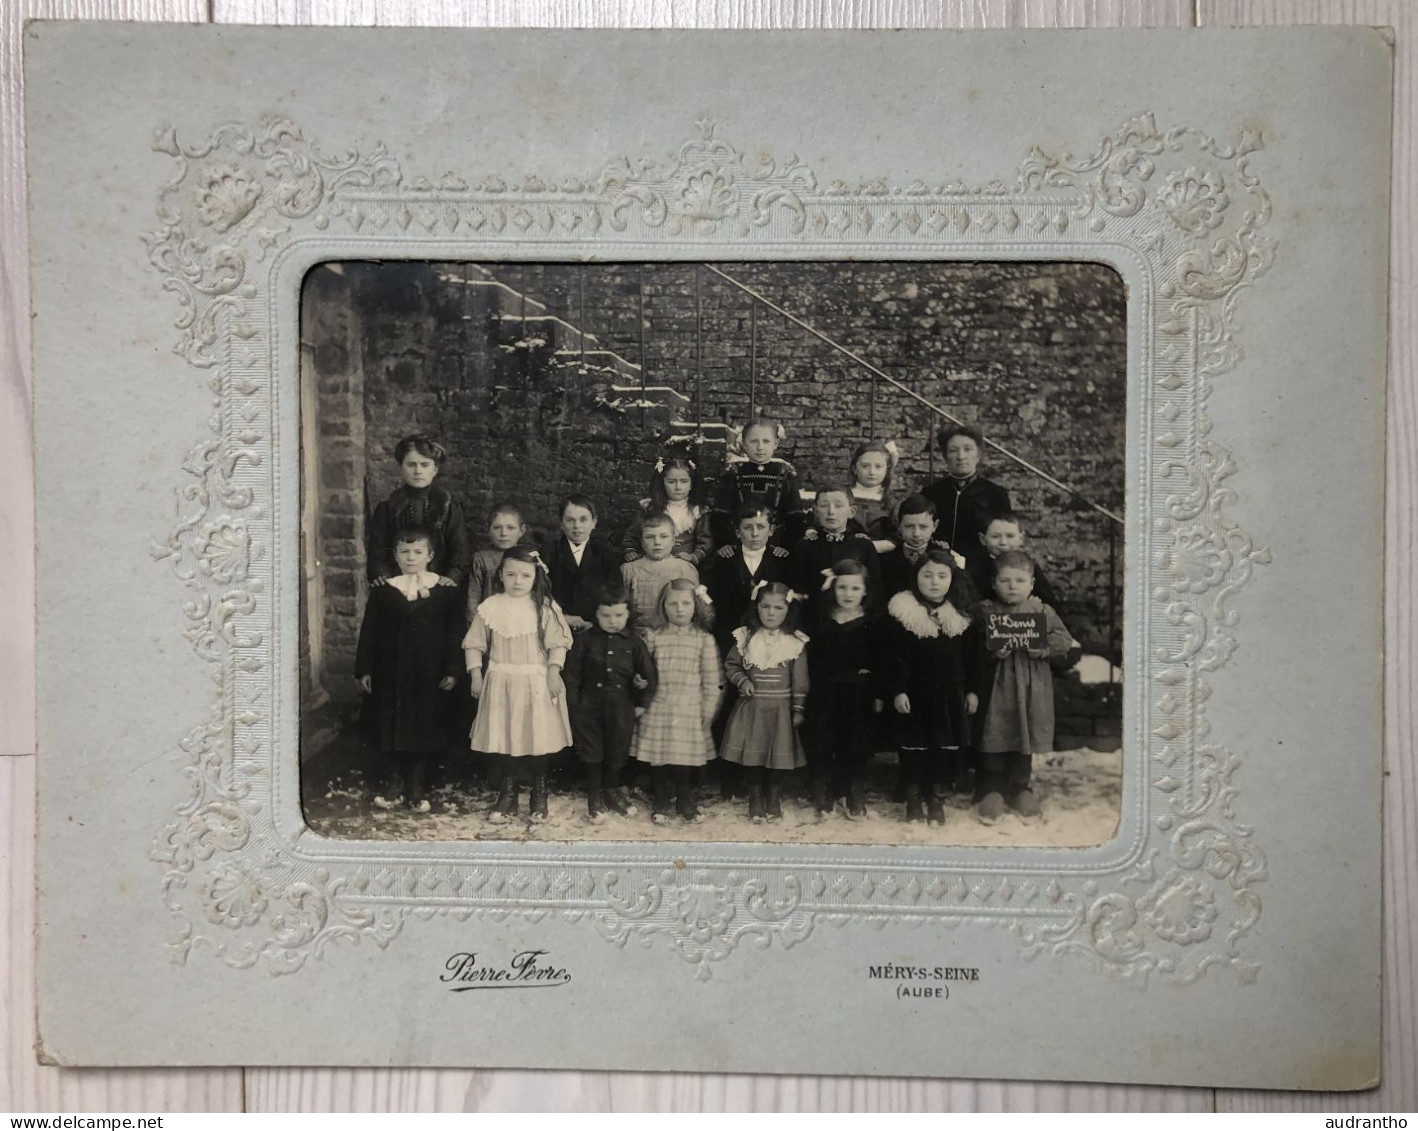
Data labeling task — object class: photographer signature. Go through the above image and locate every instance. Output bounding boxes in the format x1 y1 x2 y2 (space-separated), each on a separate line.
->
440 949 572 991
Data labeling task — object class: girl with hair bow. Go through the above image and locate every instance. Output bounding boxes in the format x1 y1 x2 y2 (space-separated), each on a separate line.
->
717 580 810 822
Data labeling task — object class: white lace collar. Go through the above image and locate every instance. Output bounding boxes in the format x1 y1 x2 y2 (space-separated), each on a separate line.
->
732 626 809 669
852 483 884 502
887 591 971 639
387 572 441 601
478 593 541 637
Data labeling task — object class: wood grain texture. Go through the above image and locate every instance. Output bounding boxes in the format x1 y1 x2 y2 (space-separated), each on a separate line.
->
1 3 239 1111
1198 0 1417 1111
243 1069 1216 1113
4 0 1410 1114
212 0 1192 27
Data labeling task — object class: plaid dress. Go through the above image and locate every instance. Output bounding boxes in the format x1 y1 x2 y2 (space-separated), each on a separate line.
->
620 556 699 629
630 624 720 767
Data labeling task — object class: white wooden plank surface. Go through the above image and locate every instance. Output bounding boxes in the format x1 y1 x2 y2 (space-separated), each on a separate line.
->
1197 0 1417 1111
2 0 1410 1113
0 1 242 1113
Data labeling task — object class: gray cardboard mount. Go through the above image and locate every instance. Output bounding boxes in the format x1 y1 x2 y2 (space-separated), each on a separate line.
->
28 25 1389 1087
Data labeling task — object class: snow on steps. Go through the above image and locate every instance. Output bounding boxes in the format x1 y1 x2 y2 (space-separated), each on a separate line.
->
438 265 696 426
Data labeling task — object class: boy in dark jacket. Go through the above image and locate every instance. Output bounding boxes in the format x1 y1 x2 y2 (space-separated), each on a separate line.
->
544 494 622 631
563 584 659 819
788 486 883 616
969 510 1062 612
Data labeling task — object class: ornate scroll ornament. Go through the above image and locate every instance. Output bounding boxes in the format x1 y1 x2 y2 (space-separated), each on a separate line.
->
148 115 1271 983
600 117 817 236
145 119 400 368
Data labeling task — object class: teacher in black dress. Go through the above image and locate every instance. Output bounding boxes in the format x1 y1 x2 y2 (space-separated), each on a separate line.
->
920 424 1011 583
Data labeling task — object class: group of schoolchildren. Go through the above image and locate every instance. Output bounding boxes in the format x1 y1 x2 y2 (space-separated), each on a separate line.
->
354 419 1080 829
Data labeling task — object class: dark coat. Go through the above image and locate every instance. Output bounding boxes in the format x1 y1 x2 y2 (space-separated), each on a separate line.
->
880 539 961 599
355 584 464 754
563 627 659 766
703 542 793 660
920 475 1011 581
788 527 884 616
366 484 471 586
884 592 972 751
802 613 887 765
544 535 622 625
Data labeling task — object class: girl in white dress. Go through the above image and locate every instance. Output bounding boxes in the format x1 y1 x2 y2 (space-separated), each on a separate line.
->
463 546 573 824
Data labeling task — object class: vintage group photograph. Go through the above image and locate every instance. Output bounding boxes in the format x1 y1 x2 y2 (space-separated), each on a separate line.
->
299 259 1126 847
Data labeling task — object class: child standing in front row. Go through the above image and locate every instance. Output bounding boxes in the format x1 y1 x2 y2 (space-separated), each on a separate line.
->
464 546 574 823
356 528 464 812
969 550 1078 821
621 513 699 628
624 457 714 566
885 548 973 826
719 581 810 822
704 502 793 799
631 578 720 823
803 559 884 819
564 584 659 820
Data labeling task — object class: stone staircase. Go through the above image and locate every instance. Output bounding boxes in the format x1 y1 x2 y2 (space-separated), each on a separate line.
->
435 265 706 439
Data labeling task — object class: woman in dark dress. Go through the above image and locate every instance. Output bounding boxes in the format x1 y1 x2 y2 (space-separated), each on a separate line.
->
366 435 471 589
920 424 1011 584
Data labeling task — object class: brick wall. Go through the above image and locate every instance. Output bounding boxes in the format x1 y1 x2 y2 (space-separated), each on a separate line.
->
307 260 1126 703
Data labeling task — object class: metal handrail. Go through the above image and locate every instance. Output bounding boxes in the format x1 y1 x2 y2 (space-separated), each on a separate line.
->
704 264 1124 527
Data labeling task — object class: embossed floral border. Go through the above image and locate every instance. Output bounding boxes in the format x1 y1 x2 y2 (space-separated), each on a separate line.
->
146 116 1271 984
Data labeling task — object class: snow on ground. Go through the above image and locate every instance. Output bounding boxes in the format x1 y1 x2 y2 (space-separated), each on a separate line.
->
1075 654 1122 685
304 747 1122 849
